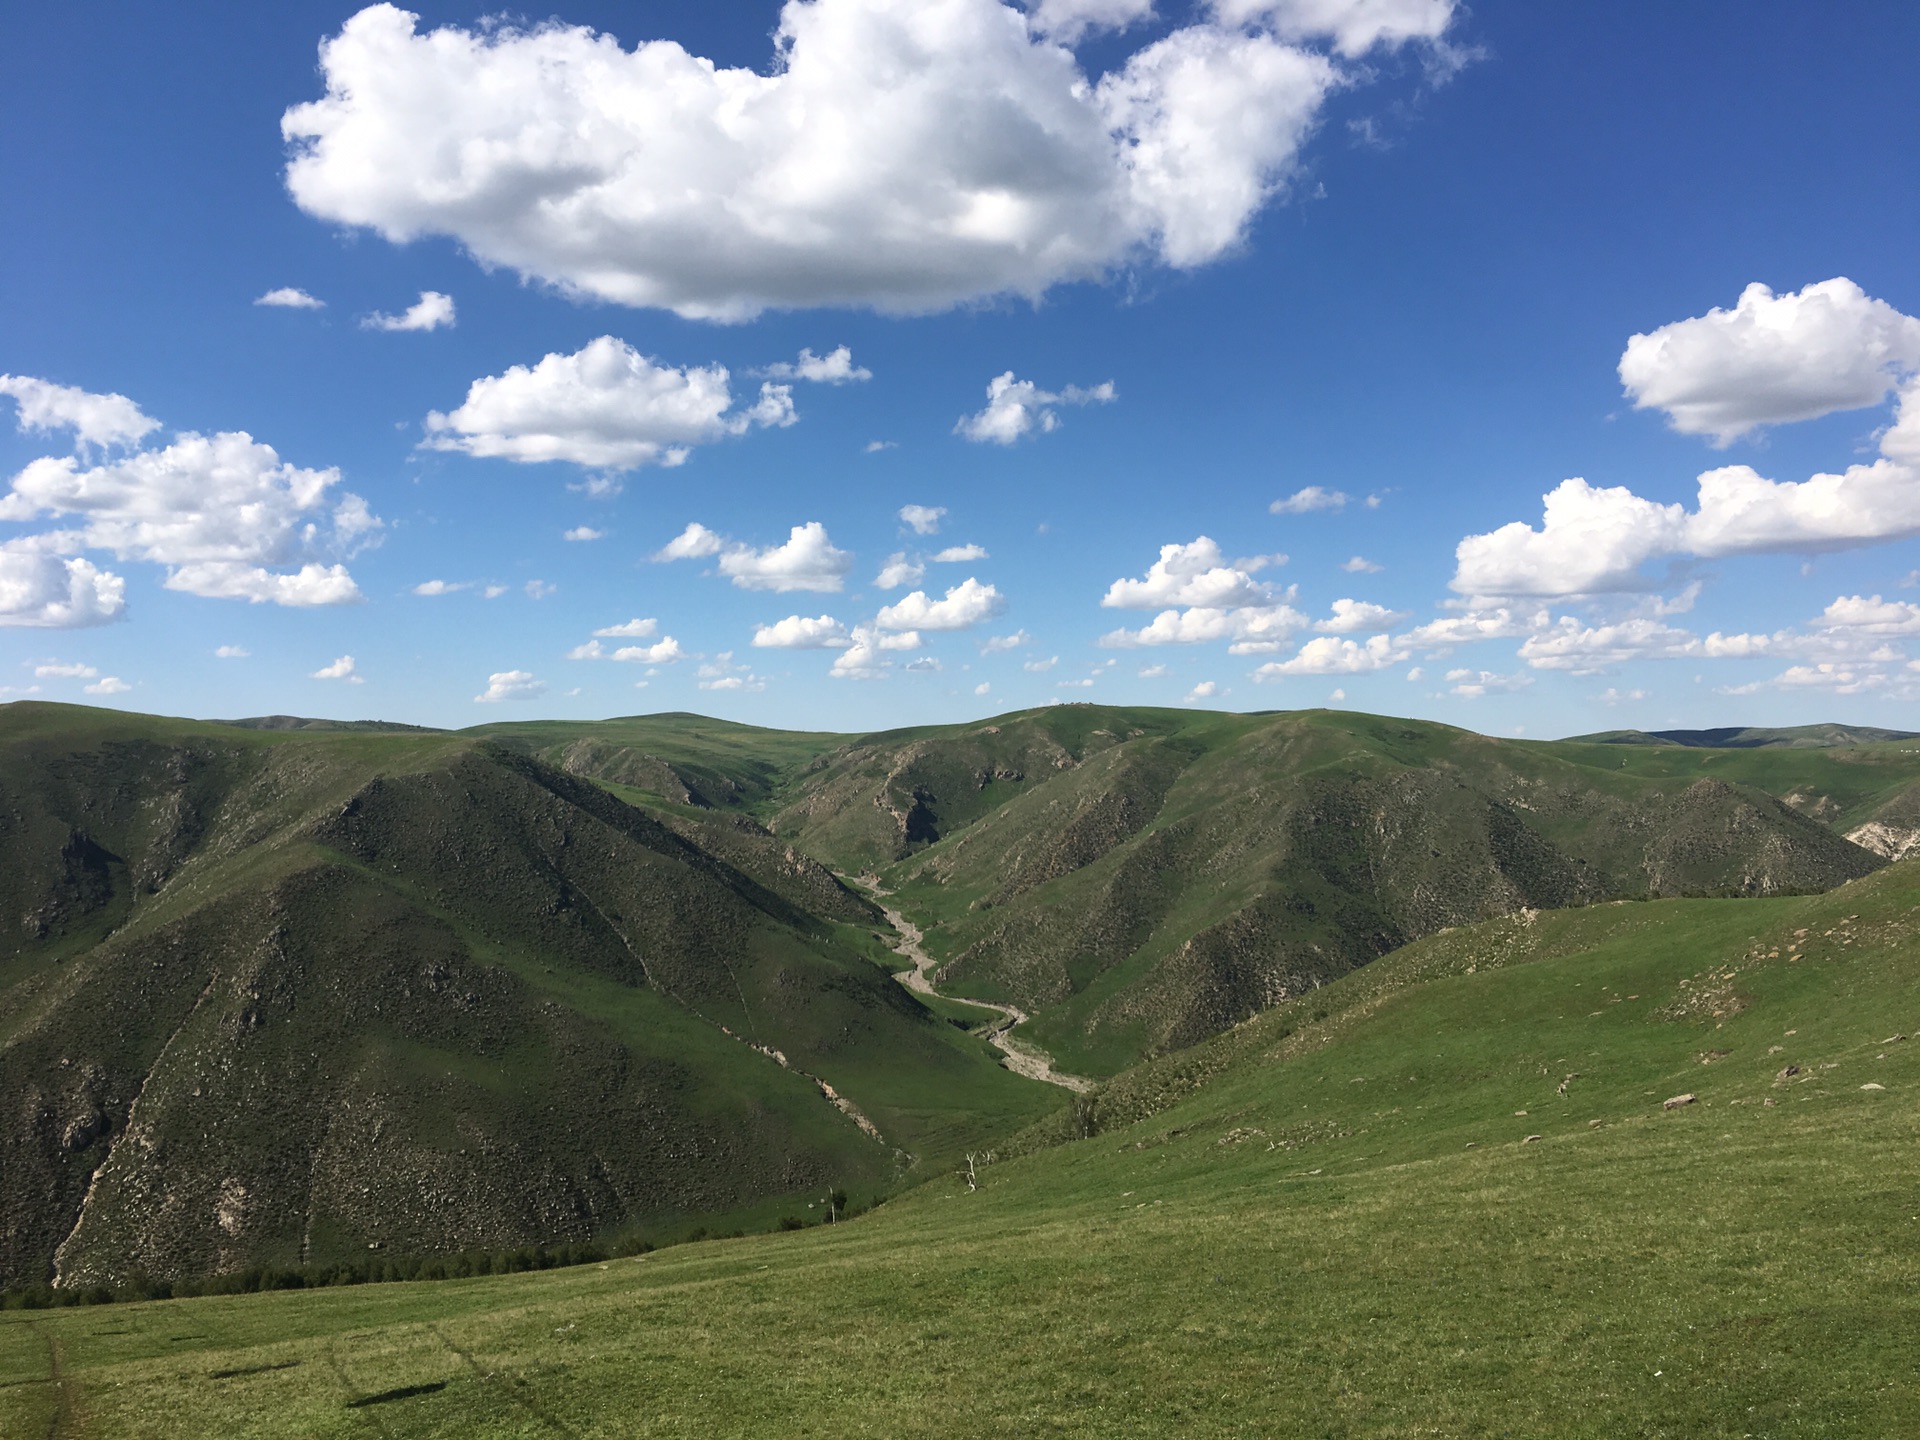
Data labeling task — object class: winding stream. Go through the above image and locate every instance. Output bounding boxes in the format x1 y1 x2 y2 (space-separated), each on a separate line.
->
856 878 1095 1095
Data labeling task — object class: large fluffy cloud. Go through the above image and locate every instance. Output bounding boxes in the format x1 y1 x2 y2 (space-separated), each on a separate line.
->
1620 279 1920 445
278 1 1454 318
752 614 851 648
875 577 1005 631
1315 597 1408 633
719 523 853 592
0 375 159 451
1461 285 1920 600
830 624 922 679
1456 378 1920 598
656 521 853 592
0 394 376 615
1099 602 1304 651
1102 537 1280 609
1252 632 1403 676
1099 536 1298 649
0 547 126 628
475 669 546 702
426 337 793 470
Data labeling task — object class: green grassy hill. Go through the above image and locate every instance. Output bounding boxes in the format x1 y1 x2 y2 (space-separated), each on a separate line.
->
8 698 1919 1316
6 854 1914 1437
767 707 1899 1075
0 705 1053 1294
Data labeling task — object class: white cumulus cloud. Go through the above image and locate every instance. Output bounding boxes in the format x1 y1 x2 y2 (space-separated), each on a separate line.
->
900 505 946 535
0 548 126 629
1 375 160 452
613 638 685 664
1517 619 1705 674
1253 632 1405 676
831 625 922 679
875 577 1005 631
753 614 851 649
563 526 605 542
957 372 1115 444
715 522 854 593
425 337 793 470
313 654 363 683
254 287 326 310
84 676 132 695
279 1 1408 319
593 617 659 638
875 553 925 590
1269 484 1347 514
760 346 871 383
475 670 545 701
1315 598 1408 633
363 290 456 332
2 426 376 608
1102 536 1279 609
655 523 726 561
1099 603 1305 651
215 645 249 658
932 543 988 563
1620 278 1920 446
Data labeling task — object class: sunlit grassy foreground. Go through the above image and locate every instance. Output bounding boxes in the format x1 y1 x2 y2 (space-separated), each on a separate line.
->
5 864 1917 1437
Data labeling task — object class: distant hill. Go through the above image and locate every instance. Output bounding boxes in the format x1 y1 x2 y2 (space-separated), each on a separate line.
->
214 715 445 733
1568 723 1920 749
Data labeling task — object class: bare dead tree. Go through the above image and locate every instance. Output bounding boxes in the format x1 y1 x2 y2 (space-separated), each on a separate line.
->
961 1153 978 1192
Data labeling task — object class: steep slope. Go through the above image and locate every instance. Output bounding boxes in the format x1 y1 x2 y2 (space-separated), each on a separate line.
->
0 705 1055 1291
773 708 1890 1073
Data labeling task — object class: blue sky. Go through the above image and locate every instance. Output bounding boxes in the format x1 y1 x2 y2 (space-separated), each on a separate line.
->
4 0 1919 735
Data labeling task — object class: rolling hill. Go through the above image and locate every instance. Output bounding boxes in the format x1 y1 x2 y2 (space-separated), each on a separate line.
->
761 707 1903 1073
5 847 1914 1436
8 698 1920 1302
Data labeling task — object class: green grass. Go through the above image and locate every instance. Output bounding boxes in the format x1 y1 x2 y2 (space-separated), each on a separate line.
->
9 860 1916 1436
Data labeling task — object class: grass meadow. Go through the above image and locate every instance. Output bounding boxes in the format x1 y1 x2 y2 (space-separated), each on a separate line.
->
5 864 1917 1437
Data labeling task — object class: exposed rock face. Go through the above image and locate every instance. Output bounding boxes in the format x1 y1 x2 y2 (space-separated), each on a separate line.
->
1846 822 1920 862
